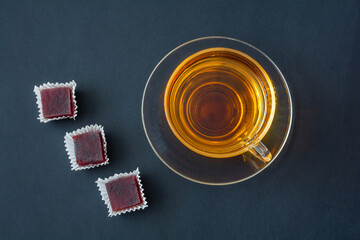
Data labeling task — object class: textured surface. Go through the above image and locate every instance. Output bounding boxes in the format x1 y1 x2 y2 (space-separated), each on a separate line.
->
73 132 105 166
0 0 359 239
106 176 143 212
40 87 73 118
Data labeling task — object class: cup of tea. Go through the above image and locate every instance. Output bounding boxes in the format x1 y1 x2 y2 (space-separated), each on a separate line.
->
142 37 293 185
164 47 276 162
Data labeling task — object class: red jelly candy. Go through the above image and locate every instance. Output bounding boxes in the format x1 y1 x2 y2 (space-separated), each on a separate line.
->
40 87 74 118
73 132 106 166
105 176 143 211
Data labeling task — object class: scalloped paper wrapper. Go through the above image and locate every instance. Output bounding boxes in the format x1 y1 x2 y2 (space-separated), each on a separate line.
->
64 124 109 171
96 168 148 217
34 80 78 123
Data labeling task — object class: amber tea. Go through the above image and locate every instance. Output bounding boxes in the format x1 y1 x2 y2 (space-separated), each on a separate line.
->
164 48 276 158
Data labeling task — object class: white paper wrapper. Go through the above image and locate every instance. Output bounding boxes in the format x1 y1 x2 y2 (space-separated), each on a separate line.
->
96 168 148 217
64 124 109 171
34 80 78 123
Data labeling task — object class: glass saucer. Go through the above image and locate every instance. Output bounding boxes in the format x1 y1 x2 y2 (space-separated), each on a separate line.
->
142 36 293 185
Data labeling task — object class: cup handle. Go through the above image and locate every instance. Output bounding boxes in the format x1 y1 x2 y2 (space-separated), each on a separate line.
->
248 141 272 163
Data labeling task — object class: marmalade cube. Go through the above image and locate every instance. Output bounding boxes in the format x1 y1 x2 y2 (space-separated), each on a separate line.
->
40 87 74 118
34 81 77 123
64 124 109 171
96 169 148 216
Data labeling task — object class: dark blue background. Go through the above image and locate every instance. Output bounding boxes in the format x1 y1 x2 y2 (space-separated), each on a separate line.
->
0 0 359 239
